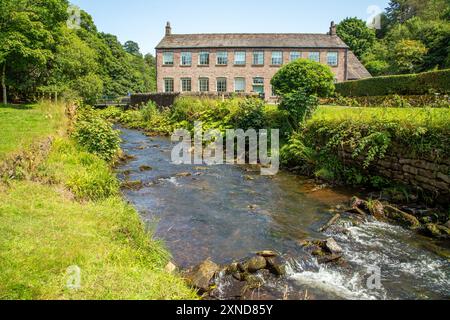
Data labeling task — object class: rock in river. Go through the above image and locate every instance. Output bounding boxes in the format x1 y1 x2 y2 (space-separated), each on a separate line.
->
325 238 343 254
241 256 267 273
139 165 153 172
183 259 220 293
265 256 287 276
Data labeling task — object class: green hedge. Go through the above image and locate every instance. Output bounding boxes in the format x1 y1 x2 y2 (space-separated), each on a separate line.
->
336 69 450 97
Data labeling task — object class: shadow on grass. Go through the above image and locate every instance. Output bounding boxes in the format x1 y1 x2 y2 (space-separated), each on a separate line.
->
0 104 33 110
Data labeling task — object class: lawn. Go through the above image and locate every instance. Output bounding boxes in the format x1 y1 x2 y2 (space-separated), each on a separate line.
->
0 102 65 160
315 105 450 129
0 102 197 300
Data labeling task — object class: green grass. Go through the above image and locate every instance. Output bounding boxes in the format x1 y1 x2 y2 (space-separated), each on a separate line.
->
0 102 66 160
0 180 197 300
0 103 197 300
314 106 450 128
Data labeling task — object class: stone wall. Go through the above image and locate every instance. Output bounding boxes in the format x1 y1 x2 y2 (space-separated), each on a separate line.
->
338 147 449 204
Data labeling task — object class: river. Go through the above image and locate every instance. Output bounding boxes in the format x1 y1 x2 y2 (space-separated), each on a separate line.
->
117 127 449 300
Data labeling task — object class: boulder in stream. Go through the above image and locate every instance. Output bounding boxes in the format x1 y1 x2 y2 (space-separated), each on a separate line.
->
120 180 143 190
183 259 220 293
139 165 153 172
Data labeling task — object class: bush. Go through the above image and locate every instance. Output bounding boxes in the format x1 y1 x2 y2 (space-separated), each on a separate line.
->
271 59 335 97
228 98 266 130
72 112 121 161
336 69 450 97
279 89 319 130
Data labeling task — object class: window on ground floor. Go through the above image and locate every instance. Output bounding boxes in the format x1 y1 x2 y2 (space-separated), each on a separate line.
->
252 77 264 94
216 78 227 93
181 78 192 92
164 78 174 92
234 78 245 93
199 78 209 92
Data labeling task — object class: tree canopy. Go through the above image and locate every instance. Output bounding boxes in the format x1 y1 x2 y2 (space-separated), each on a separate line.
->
0 0 156 104
339 0 450 76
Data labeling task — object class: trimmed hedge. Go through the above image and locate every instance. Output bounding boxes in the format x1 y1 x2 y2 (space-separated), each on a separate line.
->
336 69 450 97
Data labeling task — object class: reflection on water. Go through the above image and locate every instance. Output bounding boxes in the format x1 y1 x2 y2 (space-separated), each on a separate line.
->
117 127 450 300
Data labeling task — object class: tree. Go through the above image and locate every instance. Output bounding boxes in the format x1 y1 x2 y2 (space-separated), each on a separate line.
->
391 39 428 73
0 0 63 103
385 0 449 26
336 17 376 59
271 59 335 97
123 41 141 56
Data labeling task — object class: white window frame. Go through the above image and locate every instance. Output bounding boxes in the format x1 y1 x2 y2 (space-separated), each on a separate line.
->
199 78 209 92
252 77 264 94
290 51 301 61
234 77 246 93
164 78 174 93
180 52 192 66
271 51 283 65
234 51 246 65
308 52 320 62
198 52 210 65
253 51 264 65
162 52 174 65
216 78 227 93
327 52 338 67
216 52 228 65
181 78 192 92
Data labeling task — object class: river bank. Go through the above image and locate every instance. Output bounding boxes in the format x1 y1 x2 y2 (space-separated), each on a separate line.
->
0 102 196 299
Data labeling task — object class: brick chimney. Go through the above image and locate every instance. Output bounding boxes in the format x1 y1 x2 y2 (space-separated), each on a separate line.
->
165 22 172 36
329 21 337 36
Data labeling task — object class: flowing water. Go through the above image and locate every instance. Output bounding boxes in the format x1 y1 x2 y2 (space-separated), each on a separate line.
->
117 127 450 300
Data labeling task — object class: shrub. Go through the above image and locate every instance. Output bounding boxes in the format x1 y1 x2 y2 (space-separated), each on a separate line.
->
279 89 319 130
140 100 158 122
72 113 121 161
228 98 266 130
336 69 450 97
271 59 335 97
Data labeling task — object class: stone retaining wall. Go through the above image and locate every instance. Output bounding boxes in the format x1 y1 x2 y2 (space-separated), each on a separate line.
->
338 147 449 204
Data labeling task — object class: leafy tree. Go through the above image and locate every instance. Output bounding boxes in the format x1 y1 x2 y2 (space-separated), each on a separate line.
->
336 17 376 59
123 41 141 56
391 39 428 73
271 59 335 97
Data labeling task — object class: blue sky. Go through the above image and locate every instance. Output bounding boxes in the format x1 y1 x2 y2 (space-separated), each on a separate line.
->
70 0 390 55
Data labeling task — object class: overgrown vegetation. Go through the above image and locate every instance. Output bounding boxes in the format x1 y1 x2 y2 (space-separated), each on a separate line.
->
0 102 196 299
335 69 450 96
99 97 292 139
281 106 450 187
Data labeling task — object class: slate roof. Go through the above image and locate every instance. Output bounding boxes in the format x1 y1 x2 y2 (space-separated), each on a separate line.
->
347 51 372 80
156 33 349 49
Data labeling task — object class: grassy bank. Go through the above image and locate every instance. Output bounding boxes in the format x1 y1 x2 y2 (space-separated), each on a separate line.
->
0 102 196 300
0 103 66 160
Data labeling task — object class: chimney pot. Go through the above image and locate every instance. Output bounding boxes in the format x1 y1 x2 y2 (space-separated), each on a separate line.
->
165 22 172 36
329 21 337 36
